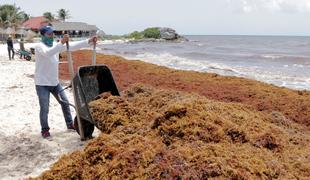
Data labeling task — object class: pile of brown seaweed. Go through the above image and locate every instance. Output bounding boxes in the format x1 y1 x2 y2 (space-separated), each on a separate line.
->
31 84 310 179
60 51 310 129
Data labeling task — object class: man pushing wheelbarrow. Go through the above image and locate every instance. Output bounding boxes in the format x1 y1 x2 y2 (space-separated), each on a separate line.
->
15 38 33 61
34 26 97 138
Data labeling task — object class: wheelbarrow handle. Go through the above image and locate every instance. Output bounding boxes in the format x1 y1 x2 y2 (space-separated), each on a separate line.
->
66 41 69 51
66 42 75 80
57 94 76 109
92 38 97 65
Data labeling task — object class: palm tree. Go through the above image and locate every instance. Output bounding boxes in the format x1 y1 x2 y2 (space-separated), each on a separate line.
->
0 4 25 28
57 9 70 22
43 12 55 22
0 17 4 28
20 12 30 22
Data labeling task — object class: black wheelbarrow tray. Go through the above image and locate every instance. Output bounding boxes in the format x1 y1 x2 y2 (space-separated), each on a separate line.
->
72 64 120 139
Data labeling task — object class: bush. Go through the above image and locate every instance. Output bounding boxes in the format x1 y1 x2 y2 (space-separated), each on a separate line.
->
142 27 161 39
128 31 143 40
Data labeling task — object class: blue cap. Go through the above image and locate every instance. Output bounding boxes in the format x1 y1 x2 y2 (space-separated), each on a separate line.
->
40 26 54 35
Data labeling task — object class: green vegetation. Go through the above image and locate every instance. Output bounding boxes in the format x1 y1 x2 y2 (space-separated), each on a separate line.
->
0 4 28 28
57 8 70 22
43 12 55 22
127 27 161 40
128 31 144 39
142 27 160 39
0 5 70 28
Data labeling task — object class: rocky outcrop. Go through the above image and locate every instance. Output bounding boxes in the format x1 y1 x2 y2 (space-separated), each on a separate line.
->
128 27 188 42
159 27 178 40
160 27 188 41
159 27 188 41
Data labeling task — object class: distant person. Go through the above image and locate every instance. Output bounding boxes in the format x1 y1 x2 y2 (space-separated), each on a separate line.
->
19 38 25 59
35 26 97 138
6 36 14 60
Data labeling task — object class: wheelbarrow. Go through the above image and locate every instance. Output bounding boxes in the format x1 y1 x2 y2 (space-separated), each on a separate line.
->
66 39 120 140
15 48 32 61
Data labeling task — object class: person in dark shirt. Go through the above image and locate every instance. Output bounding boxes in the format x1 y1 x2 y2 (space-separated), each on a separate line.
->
7 36 15 60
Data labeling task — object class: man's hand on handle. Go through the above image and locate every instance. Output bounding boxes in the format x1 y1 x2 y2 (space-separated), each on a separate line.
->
61 34 69 44
88 36 97 46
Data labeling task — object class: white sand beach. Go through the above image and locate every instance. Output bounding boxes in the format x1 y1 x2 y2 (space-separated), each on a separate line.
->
0 43 97 180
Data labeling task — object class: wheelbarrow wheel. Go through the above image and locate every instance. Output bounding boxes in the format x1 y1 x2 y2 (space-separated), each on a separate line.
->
25 55 31 61
74 116 95 139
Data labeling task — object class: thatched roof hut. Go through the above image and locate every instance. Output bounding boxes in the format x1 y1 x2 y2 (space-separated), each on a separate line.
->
51 22 99 37
22 16 101 37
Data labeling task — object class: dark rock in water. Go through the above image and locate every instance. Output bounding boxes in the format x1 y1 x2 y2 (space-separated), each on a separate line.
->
159 27 188 42
160 27 177 40
128 27 188 43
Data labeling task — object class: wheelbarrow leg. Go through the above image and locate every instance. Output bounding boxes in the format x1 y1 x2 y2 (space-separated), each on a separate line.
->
74 116 94 139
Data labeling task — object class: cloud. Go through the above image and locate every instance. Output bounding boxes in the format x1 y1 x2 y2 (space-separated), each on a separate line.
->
228 0 310 13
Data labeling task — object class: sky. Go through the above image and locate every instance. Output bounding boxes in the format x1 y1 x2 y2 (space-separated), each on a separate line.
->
2 0 310 36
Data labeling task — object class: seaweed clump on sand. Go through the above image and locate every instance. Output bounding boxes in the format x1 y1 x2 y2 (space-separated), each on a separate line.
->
31 84 310 179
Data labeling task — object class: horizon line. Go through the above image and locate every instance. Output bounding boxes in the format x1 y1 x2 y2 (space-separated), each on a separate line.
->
108 33 310 37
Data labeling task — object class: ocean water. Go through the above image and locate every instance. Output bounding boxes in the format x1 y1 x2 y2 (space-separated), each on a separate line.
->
98 35 310 90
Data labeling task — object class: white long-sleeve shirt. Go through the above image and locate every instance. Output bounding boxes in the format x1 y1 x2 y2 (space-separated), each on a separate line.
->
34 40 89 86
